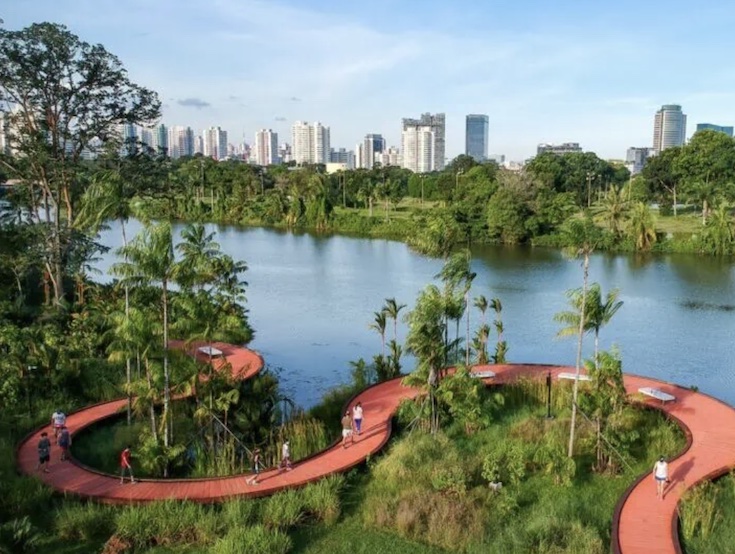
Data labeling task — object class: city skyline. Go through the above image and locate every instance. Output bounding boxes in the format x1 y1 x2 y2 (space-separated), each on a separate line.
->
6 1 735 160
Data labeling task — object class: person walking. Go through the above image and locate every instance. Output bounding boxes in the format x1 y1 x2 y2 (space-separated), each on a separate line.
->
280 439 292 471
341 410 353 448
36 432 51 473
120 445 136 484
246 448 262 485
653 456 669 500
51 409 66 442
58 426 71 461
353 402 363 436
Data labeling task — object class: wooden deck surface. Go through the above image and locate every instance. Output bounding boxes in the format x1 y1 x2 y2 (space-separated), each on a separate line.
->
16 360 735 553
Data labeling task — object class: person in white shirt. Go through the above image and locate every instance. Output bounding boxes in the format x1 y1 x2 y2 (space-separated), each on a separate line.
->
51 410 66 442
353 402 364 436
653 456 669 500
280 439 292 471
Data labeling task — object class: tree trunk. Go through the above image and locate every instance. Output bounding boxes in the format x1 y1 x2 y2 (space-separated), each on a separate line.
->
594 331 599 369
122 219 132 426
673 187 677 218
465 292 471 366
145 357 158 442
702 199 708 226
162 281 171 448
568 252 590 458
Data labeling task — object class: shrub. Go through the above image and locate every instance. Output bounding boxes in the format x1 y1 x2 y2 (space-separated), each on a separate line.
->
680 481 722 542
261 489 305 529
430 466 468 497
301 475 344 524
220 497 259 528
209 525 291 554
0 516 41 553
482 440 528 486
55 503 116 541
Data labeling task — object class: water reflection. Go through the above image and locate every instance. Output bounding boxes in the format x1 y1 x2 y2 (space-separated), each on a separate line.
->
94 222 735 409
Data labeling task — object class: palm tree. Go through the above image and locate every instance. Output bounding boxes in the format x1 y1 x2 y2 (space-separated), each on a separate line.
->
405 284 447 434
112 222 178 448
369 311 387 357
382 297 406 342
474 295 488 324
627 202 657 251
555 284 623 368
176 223 221 291
701 205 735 256
77 171 136 423
490 298 507 363
435 251 475 364
594 184 628 238
562 218 602 458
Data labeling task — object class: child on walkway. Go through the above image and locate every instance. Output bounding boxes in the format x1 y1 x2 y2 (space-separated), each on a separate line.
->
120 445 136 484
37 432 51 473
280 439 292 471
246 448 262 485
58 426 71 461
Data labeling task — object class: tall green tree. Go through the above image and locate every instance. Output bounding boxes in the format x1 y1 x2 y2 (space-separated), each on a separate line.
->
561 218 603 457
112 222 177 450
627 202 657 251
0 23 160 305
382 297 406 342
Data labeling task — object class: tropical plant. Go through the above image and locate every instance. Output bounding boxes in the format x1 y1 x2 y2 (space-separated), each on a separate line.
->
627 202 657 251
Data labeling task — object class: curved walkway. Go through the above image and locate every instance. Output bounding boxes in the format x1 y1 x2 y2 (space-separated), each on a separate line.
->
16 362 735 553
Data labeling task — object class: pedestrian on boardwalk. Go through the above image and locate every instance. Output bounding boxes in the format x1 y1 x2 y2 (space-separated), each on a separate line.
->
51 409 66 442
280 439 292 471
653 456 669 500
353 402 363 436
36 432 51 473
58 426 71 461
341 410 353 448
247 448 262 485
120 445 136 484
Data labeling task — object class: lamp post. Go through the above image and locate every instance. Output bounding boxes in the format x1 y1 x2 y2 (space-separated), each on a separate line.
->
586 172 596 208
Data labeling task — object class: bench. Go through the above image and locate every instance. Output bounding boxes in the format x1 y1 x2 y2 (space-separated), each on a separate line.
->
638 387 676 404
557 372 591 382
472 370 496 379
198 346 223 357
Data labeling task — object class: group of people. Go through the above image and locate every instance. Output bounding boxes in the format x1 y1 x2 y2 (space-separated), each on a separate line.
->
341 401 363 448
245 402 365 486
36 410 72 472
37 410 136 485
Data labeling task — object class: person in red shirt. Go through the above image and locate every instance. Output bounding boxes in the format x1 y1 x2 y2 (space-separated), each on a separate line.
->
120 445 136 484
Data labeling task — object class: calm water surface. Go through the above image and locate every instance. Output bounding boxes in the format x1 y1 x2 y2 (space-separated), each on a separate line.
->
96 221 735 408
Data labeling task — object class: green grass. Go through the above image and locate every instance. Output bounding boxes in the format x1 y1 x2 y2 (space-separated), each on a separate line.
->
680 472 735 554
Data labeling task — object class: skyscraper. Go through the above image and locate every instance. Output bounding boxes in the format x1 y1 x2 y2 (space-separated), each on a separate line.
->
255 129 279 165
291 121 331 164
653 105 686 153
625 147 653 175
465 114 489 161
695 123 734 137
356 134 385 169
151 124 168 155
203 126 228 160
401 113 445 172
168 126 195 159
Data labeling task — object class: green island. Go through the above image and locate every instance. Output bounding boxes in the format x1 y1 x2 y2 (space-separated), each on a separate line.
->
1 21 734 554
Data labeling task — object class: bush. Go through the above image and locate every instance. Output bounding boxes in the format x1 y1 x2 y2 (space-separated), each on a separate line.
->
55 503 115 541
220 497 259 528
481 440 528 486
261 489 305 529
301 475 344 524
209 525 291 554
430 466 468 497
0 516 41 553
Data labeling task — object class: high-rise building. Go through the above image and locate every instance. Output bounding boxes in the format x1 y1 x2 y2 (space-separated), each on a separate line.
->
536 142 583 156
279 143 292 163
150 124 168 155
291 121 330 164
625 147 653 175
356 134 386 169
401 113 445 171
375 146 401 167
255 129 279 166
695 123 733 137
139 128 153 149
202 126 228 160
465 114 489 161
330 148 355 169
653 105 686 153
168 126 195 159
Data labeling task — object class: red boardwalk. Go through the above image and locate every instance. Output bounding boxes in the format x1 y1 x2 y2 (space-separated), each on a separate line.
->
16 361 735 553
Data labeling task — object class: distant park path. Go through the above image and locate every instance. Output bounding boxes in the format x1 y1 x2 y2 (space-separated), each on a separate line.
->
15 356 735 554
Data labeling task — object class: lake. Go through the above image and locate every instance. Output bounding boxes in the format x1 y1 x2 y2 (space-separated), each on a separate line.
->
95 220 735 409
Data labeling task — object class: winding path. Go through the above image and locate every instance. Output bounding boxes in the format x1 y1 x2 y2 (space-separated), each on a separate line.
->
15 359 735 553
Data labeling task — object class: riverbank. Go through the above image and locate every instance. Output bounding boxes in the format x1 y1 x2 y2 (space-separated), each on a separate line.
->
132 195 724 258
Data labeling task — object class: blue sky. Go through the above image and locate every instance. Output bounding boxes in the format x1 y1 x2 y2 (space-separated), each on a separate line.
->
5 0 735 160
